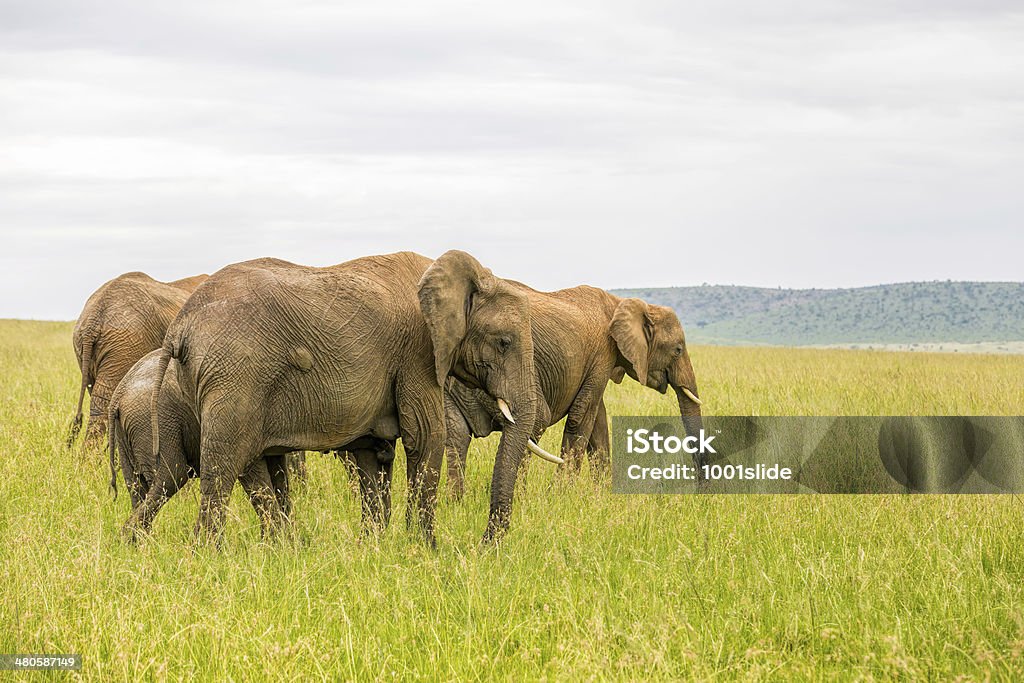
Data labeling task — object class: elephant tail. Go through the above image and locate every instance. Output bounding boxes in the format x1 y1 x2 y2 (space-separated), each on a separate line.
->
108 405 120 500
150 348 172 467
66 338 94 449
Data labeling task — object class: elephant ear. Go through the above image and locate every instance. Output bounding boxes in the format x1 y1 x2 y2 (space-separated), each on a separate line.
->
610 298 652 384
418 250 497 387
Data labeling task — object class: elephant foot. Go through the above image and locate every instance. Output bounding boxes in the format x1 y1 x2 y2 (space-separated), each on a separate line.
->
481 508 511 545
444 481 466 503
191 519 226 550
264 511 297 543
556 458 584 480
360 514 389 537
286 452 308 488
121 519 150 545
480 526 504 546
587 463 611 484
401 507 436 548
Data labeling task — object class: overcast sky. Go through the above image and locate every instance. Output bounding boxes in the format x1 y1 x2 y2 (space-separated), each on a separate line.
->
1 1 1022 319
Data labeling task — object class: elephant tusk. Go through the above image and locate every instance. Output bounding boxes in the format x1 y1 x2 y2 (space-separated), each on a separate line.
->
681 387 703 406
497 398 516 424
527 438 564 465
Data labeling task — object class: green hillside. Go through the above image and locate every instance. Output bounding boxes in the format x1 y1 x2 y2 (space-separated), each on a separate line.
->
613 282 1024 346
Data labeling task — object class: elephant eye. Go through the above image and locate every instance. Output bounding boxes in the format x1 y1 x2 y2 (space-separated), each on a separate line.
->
497 336 512 354
673 344 683 357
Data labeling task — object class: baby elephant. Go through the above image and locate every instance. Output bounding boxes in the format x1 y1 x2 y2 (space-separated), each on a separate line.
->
109 350 291 541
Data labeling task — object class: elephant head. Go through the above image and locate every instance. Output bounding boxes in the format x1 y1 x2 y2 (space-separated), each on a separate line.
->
419 250 553 540
611 298 704 456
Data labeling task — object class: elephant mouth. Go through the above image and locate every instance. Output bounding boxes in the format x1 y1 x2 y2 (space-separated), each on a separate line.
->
496 398 516 424
679 386 702 406
654 371 669 394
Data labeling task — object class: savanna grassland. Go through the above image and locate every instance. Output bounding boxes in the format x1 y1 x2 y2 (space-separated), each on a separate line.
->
2 319 1024 681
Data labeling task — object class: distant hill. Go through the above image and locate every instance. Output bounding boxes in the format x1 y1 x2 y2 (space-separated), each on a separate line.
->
611 282 1024 346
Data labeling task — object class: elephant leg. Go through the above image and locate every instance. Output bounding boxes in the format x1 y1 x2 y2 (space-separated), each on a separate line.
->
287 451 308 487
397 380 445 547
351 444 394 534
559 382 604 476
376 442 396 529
401 427 444 546
335 450 363 495
193 423 253 545
85 392 111 445
238 459 287 539
404 444 442 547
84 373 119 445
123 465 148 511
445 408 473 501
122 460 190 543
264 454 292 520
586 399 611 477
117 435 148 511
559 433 584 474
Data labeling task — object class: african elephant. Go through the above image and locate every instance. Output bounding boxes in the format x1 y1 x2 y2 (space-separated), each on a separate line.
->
132 250 558 546
69 271 208 446
445 286 703 498
109 350 290 537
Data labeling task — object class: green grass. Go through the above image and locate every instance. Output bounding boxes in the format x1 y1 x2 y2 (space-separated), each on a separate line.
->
2 320 1024 680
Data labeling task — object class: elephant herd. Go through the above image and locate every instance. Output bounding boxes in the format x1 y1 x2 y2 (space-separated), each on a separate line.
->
68 251 704 546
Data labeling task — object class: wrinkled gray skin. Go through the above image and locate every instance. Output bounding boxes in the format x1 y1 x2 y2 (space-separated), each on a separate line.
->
110 351 291 538
446 286 703 498
131 250 539 546
69 272 208 446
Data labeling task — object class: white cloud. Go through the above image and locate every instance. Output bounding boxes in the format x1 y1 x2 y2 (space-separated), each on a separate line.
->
0 1 1022 318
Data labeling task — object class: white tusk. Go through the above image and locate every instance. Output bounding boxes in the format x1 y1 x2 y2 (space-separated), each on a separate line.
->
681 387 703 406
527 439 564 465
496 398 515 424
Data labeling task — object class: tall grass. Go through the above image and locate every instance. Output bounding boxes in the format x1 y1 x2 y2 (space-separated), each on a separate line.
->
2 320 1024 680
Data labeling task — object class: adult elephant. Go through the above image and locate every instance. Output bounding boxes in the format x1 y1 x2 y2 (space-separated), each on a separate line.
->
135 251 558 546
68 271 208 446
445 285 704 498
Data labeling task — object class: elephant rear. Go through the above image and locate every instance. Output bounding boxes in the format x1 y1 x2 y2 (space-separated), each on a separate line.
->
69 271 201 446
108 350 199 510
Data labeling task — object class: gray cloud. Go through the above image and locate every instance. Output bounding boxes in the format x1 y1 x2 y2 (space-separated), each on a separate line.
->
1 1 1022 319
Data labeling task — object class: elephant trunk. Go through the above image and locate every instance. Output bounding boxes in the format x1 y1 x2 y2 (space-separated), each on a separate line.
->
676 389 705 458
483 415 535 543
482 367 539 544
671 354 705 467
